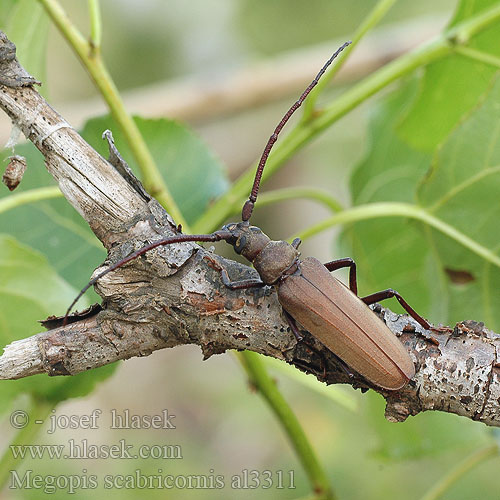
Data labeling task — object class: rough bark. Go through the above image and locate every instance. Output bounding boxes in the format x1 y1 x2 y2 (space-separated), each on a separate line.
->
0 31 498 426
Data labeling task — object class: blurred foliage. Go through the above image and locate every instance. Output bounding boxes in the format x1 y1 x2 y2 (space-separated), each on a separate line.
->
236 0 456 55
0 0 49 86
80 115 229 226
0 235 116 409
344 0 500 333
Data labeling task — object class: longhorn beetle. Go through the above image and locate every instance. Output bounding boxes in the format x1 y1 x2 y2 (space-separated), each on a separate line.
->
67 41 435 390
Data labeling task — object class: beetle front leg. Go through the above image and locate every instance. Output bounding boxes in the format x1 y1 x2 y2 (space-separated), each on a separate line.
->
204 256 265 290
361 288 431 330
220 270 266 290
324 258 357 295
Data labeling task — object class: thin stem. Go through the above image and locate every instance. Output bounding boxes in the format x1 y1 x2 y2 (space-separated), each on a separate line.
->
87 0 102 52
0 186 61 214
37 0 189 230
237 351 335 500
236 187 343 216
193 4 500 234
419 444 499 500
291 202 500 270
263 356 358 412
454 45 500 69
0 399 52 489
303 0 398 119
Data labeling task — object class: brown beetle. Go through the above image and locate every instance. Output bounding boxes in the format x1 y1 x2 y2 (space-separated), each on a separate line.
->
67 42 433 390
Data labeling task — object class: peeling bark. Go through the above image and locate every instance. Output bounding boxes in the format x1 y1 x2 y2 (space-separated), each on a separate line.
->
0 31 499 426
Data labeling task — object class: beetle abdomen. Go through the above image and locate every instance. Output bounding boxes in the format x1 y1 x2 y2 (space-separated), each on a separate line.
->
277 257 415 390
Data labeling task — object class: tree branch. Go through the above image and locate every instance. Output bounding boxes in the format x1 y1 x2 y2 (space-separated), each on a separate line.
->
0 31 499 427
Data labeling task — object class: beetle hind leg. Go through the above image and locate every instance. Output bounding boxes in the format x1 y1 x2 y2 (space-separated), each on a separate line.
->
361 288 431 330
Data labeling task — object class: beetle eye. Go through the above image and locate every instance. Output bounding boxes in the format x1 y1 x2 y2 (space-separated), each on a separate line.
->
234 235 247 254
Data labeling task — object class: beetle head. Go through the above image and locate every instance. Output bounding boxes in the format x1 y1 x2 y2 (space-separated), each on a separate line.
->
222 222 299 285
221 222 271 262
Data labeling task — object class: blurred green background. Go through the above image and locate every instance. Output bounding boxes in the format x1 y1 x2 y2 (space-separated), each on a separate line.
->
1 1 500 499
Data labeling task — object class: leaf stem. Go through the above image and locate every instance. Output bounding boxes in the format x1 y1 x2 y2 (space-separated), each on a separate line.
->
0 186 61 214
37 0 189 230
233 186 343 217
237 351 335 500
292 202 500 270
454 46 500 69
419 444 499 500
87 0 102 52
0 399 53 490
193 3 500 234
302 0 398 119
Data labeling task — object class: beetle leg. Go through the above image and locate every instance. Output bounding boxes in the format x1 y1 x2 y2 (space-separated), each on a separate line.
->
284 311 303 342
204 255 265 290
323 258 357 295
361 288 431 330
220 269 265 290
285 312 327 378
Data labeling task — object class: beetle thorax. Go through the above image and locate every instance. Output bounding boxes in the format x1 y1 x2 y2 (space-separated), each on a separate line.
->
222 222 299 285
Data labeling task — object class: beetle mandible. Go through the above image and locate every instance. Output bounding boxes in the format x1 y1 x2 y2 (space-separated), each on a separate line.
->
67 41 435 390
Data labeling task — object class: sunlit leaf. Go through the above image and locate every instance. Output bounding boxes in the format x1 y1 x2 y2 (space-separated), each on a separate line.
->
398 0 500 151
80 115 230 226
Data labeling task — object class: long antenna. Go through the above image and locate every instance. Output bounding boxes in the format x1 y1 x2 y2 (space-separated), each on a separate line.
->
63 230 232 325
241 40 351 222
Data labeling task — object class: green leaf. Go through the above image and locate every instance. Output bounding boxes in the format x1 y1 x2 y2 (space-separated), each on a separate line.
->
343 52 500 458
398 0 500 151
344 66 500 332
0 235 116 409
80 115 230 225
0 115 228 291
342 79 438 320
3 0 49 84
0 0 17 24
417 75 500 328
